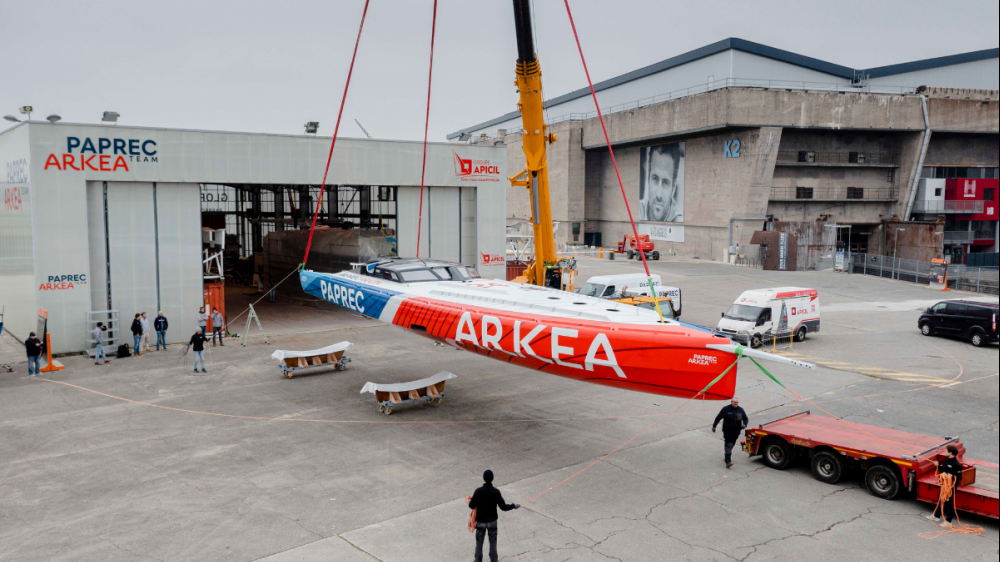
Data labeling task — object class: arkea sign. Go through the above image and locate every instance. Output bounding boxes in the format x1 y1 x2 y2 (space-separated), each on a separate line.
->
43 137 159 172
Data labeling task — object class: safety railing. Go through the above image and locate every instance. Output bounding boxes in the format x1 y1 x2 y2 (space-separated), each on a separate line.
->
847 253 999 295
944 231 975 244
973 229 996 241
474 78 917 140
912 200 985 214
776 151 900 166
770 187 899 202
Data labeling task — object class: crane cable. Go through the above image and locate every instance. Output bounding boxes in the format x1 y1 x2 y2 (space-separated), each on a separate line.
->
302 0 372 267
562 0 666 324
415 0 439 259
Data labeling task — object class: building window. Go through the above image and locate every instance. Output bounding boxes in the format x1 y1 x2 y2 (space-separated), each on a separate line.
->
986 188 995 202
935 188 943 197
847 187 865 200
796 187 814 199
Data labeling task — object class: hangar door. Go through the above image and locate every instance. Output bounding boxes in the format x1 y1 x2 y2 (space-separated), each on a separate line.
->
86 182 203 345
397 186 476 265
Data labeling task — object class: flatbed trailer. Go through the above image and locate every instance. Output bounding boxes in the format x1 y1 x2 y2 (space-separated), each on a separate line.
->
744 412 998 520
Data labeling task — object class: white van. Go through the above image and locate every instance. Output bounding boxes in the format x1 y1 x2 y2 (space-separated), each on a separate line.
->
578 273 683 316
718 288 820 347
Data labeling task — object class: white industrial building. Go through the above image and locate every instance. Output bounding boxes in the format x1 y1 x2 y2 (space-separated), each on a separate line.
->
0 122 506 353
450 38 999 141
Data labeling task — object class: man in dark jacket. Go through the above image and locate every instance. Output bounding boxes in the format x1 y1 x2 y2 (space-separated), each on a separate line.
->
928 445 963 527
25 332 43 377
713 398 749 469
190 331 207 373
154 313 169 351
468 470 520 562
130 314 144 358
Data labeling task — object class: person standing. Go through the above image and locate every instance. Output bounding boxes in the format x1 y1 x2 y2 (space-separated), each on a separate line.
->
190 330 207 373
130 314 144 358
93 322 109 366
198 307 209 337
139 312 151 354
713 398 749 469
210 308 225 347
154 312 169 351
25 332 43 377
468 470 520 562
928 445 963 527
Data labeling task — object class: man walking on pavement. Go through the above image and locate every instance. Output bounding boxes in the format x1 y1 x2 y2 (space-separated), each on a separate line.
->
210 308 225 347
713 397 749 469
93 322 110 366
154 312 169 351
190 330 207 373
25 332 43 377
198 307 209 337
139 312 151 354
468 470 521 562
130 314 144 358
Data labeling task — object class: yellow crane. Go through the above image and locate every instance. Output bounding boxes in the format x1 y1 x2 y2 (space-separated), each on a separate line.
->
508 0 576 292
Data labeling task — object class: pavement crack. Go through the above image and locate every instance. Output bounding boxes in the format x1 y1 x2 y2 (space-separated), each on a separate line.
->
97 535 165 562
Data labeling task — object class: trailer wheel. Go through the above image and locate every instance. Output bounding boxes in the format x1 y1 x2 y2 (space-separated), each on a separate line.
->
811 451 844 485
762 439 793 471
865 465 901 500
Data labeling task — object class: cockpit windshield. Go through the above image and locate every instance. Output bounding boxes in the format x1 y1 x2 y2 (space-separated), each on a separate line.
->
365 262 482 284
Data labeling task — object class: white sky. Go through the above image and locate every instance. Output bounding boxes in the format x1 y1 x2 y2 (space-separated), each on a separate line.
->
2 0 997 142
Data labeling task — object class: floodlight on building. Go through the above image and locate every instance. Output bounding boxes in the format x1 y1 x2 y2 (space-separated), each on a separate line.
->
305 122 320 134
19 106 33 115
47 115 62 123
3 115 20 123
102 111 120 124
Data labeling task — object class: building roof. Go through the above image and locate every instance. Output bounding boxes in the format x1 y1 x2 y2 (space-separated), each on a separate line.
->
448 39 999 140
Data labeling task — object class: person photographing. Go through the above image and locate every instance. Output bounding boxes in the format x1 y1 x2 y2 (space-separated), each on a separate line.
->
468 470 520 562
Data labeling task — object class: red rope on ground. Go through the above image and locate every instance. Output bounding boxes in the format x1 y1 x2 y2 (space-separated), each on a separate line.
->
561 0 655 284
415 0 439 259
303 0 372 266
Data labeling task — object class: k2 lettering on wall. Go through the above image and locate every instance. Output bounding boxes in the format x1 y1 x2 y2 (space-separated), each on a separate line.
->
453 152 501 183
723 140 741 159
43 137 159 172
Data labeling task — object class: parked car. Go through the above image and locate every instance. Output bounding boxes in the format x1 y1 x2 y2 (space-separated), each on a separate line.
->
919 300 999 347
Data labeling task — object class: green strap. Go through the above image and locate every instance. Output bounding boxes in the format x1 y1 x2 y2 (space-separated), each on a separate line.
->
697 354 742 397
750 357 787 390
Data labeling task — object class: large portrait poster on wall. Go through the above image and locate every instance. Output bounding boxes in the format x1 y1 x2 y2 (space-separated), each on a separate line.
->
639 142 685 223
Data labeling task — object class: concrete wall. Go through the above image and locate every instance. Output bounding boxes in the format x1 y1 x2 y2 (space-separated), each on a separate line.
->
927 97 999 133
924 133 1000 167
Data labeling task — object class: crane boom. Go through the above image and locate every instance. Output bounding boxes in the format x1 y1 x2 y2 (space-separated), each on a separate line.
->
510 0 571 290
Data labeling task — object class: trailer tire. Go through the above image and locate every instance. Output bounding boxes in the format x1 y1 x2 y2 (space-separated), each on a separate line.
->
762 439 793 471
811 451 844 485
865 465 901 500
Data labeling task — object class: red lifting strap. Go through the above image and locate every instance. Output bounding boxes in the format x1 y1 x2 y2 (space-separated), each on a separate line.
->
416 0 439 259
303 0 372 266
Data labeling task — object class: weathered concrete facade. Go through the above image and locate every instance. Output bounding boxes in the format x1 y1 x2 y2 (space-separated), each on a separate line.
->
500 87 998 264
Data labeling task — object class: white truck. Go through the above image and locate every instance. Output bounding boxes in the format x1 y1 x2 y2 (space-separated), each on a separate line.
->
717 288 820 348
578 273 683 317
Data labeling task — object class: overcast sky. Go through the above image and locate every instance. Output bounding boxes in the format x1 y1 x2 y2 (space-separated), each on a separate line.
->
2 0 997 142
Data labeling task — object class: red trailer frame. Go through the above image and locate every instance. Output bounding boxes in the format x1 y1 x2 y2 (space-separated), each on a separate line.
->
744 412 998 520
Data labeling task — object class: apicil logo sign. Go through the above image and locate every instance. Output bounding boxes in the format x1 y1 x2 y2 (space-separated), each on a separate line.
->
43 137 159 172
480 253 506 266
454 151 501 183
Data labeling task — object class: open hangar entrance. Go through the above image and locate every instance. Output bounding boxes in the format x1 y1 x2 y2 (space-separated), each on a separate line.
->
0 121 506 353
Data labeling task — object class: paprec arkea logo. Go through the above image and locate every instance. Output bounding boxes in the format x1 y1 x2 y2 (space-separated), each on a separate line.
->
40 274 87 291
44 137 159 172
454 152 500 183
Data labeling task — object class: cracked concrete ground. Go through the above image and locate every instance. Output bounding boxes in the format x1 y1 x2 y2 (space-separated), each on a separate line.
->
1 258 997 561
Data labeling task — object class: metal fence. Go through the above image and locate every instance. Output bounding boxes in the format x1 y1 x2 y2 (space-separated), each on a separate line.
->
848 253 999 295
776 151 900 166
770 186 899 202
912 200 985 214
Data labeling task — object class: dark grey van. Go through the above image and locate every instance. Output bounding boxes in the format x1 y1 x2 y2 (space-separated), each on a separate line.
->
919 301 999 347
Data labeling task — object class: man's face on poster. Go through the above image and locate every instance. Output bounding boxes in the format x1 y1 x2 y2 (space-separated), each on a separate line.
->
646 150 679 222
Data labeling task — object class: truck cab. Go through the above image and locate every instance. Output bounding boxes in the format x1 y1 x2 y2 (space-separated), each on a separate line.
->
578 273 682 317
718 288 820 348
